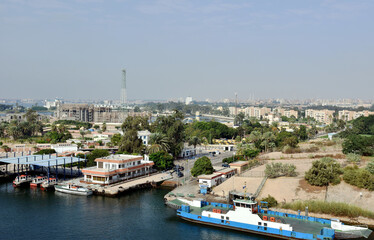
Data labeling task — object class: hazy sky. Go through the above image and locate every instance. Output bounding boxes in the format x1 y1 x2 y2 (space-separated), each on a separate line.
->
0 0 373 101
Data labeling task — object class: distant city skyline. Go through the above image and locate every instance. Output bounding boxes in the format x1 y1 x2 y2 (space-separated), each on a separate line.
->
0 0 373 101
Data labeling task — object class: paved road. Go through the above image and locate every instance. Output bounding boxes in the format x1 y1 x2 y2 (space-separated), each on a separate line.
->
173 151 236 183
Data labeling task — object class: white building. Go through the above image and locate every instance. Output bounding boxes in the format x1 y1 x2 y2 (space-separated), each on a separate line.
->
137 130 151 146
82 154 154 185
51 143 78 154
185 96 193 105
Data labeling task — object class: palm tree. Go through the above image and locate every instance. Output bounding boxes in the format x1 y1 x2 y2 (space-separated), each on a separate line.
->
148 132 170 154
188 136 201 149
80 130 86 140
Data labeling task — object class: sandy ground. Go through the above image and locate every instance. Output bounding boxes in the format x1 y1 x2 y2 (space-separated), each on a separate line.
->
213 176 264 197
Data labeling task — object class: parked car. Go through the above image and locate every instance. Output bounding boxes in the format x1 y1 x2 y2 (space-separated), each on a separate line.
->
177 172 184 178
222 163 230 168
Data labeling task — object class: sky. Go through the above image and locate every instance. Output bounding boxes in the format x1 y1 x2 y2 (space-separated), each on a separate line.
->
0 0 373 101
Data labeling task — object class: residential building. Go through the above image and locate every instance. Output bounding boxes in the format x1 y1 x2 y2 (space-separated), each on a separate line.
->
305 109 334 124
138 130 151 146
338 110 374 121
51 143 78 154
82 154 154 185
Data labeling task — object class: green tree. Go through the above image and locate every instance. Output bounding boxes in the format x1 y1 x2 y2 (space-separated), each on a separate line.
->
346 153 361 164
102 122 107 132
110 133 122 146
152 111 185 159
342 135 374 156
188 136 201 149
148 132 170 154
305 157 343 187
85 149 110 167
119 129 144 154
297 125 308 141
149 151 174 170
191 156 214 177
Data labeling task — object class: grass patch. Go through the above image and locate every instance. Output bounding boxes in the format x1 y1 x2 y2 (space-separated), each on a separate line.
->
281 200 374 219
319 135 328 139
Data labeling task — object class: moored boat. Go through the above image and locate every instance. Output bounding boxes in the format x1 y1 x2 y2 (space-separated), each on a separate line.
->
13 175 33 188
30 176 48 188
54 184 93 196
171 198 372 240
40 178 58 191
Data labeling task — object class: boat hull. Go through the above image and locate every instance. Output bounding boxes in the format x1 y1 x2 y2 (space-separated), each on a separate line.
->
55 186 93 196
178 215 303 240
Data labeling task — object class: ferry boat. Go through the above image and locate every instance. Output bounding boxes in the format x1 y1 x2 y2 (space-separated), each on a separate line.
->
30 176 48 188
13 175 33 187
54 184 93 196
171 198 372 240
40 178 58 191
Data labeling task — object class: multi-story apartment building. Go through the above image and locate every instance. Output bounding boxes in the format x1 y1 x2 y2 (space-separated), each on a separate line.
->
338 110 374 121
305 109 334 124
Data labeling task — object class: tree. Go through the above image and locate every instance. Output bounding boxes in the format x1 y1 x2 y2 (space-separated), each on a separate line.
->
110 133 122 146
191 156 214 177
80 130 86 140
346 153 361 164
297 125 308 141
93 125 100 130
188 136 201 149
342 135 374 156
149 151 174 170
148 132 170 154
102 122 107 132
305 157 342 187
152 111 185 159
77 142 83 150
119 129 144 154
85 149 110 166
234 112 245 126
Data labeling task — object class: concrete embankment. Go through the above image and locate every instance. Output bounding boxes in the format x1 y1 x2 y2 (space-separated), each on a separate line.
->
97 172 173 197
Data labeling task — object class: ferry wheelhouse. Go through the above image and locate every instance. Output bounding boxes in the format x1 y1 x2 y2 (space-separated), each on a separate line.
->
173 198 372 240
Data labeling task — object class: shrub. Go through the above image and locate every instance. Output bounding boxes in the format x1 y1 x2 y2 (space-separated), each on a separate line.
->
346 153 361 164
305 157 342 186
222 155 245 164
304 146 319 153
343 166 374 191
34 149 56 155
281 200 374 219
282 146 302 154
260 195 278 208
366 160 374 175
265 162 297 178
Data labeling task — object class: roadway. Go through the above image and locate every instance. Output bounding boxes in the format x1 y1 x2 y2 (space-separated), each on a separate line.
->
173 151 236 183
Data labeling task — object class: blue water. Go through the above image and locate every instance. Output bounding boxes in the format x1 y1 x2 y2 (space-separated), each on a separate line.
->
0 183 271 240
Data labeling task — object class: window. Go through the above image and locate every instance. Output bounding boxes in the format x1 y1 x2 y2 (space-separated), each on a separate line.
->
258 222 262 226
235 202 240 207
221 220 224 223
226 217 229 220
264 223 267 227
221 216 224 219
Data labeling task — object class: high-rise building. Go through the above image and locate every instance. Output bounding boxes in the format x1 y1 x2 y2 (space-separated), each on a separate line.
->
120 69 127 107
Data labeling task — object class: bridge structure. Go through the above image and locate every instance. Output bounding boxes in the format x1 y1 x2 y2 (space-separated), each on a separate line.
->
0 154 86 181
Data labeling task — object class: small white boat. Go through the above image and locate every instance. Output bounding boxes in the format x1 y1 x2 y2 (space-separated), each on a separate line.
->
30 176 48 188
54 184 93 196
13 175 33 188
40 178 58 191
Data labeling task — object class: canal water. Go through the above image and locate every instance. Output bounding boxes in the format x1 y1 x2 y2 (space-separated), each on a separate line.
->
0 183 270 240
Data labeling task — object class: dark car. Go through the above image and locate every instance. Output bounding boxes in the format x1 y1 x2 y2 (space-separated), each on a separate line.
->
222 163 230 168
177 172 184 178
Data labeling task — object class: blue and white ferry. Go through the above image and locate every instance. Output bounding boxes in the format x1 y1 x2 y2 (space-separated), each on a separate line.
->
170 197 372 240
